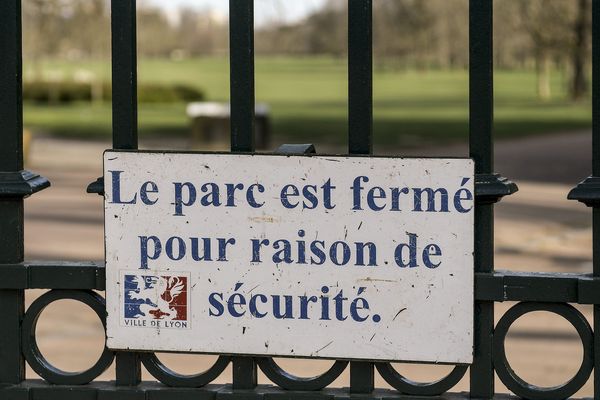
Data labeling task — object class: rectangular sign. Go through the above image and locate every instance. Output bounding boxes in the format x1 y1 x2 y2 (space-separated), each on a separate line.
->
104 151 474 363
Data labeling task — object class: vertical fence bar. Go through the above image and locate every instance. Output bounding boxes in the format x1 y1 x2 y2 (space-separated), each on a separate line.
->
593 2 600 398
0 0 25 384
348 0 374 393
229 0 257 389
348 0 373 156
112 0 138 150
111 0 141 385
230 0 255 153
469 0 495 398
469 0 493 174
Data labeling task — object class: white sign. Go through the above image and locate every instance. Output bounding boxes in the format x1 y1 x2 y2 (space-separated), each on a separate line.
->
104 151 474 364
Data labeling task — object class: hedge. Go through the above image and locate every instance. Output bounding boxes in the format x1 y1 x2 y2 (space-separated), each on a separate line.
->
23 81 205 104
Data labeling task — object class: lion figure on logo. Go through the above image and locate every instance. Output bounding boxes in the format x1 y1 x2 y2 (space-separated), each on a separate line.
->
129 276 185 320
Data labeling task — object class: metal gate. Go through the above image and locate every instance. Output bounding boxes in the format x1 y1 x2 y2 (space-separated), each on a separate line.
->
0 0 598 399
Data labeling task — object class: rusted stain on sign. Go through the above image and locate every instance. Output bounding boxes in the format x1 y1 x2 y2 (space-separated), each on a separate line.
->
104 151 474 364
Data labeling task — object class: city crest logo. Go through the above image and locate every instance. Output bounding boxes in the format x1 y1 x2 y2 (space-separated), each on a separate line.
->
122 273 190 329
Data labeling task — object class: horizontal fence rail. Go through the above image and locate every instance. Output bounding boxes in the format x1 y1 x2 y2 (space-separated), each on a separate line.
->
0 0 598 399
4 262 600 305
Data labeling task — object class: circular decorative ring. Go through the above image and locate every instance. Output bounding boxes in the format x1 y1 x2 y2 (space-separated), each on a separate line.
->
376 362 468 396
21 290 115 385
493 302 594 400
141 353 230 387
257 357 348 390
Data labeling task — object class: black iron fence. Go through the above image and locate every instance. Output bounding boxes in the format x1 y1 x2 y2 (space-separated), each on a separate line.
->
0 0 598 399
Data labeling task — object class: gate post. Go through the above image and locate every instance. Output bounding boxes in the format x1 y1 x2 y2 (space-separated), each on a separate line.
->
230 0 258 390
348 0 374 393
468 1 495 397
111 0 142 386
567 1 600 398
469 1 517 398
0 0 49 386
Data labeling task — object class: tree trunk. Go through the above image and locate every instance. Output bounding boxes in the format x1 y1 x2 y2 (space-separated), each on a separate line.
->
570 0 590 101
536 50 551 101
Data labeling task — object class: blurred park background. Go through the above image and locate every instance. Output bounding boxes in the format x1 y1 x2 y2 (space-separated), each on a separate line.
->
20 0 598 397
21 0 593 148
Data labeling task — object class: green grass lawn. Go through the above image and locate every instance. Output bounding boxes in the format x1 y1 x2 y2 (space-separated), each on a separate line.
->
23 57 592 148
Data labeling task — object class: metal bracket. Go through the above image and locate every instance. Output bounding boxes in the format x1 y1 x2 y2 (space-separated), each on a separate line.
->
87 176 104 196
567 176 600 207
475 173 518 205
0 170 50 198
276 144 316 155
577 276 600 304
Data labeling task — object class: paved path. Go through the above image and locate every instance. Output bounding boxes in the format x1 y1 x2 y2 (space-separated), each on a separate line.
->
21 134 595 396
399 130 593 184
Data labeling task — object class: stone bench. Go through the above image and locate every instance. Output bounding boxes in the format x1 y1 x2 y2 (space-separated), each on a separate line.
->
186 102 271 149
